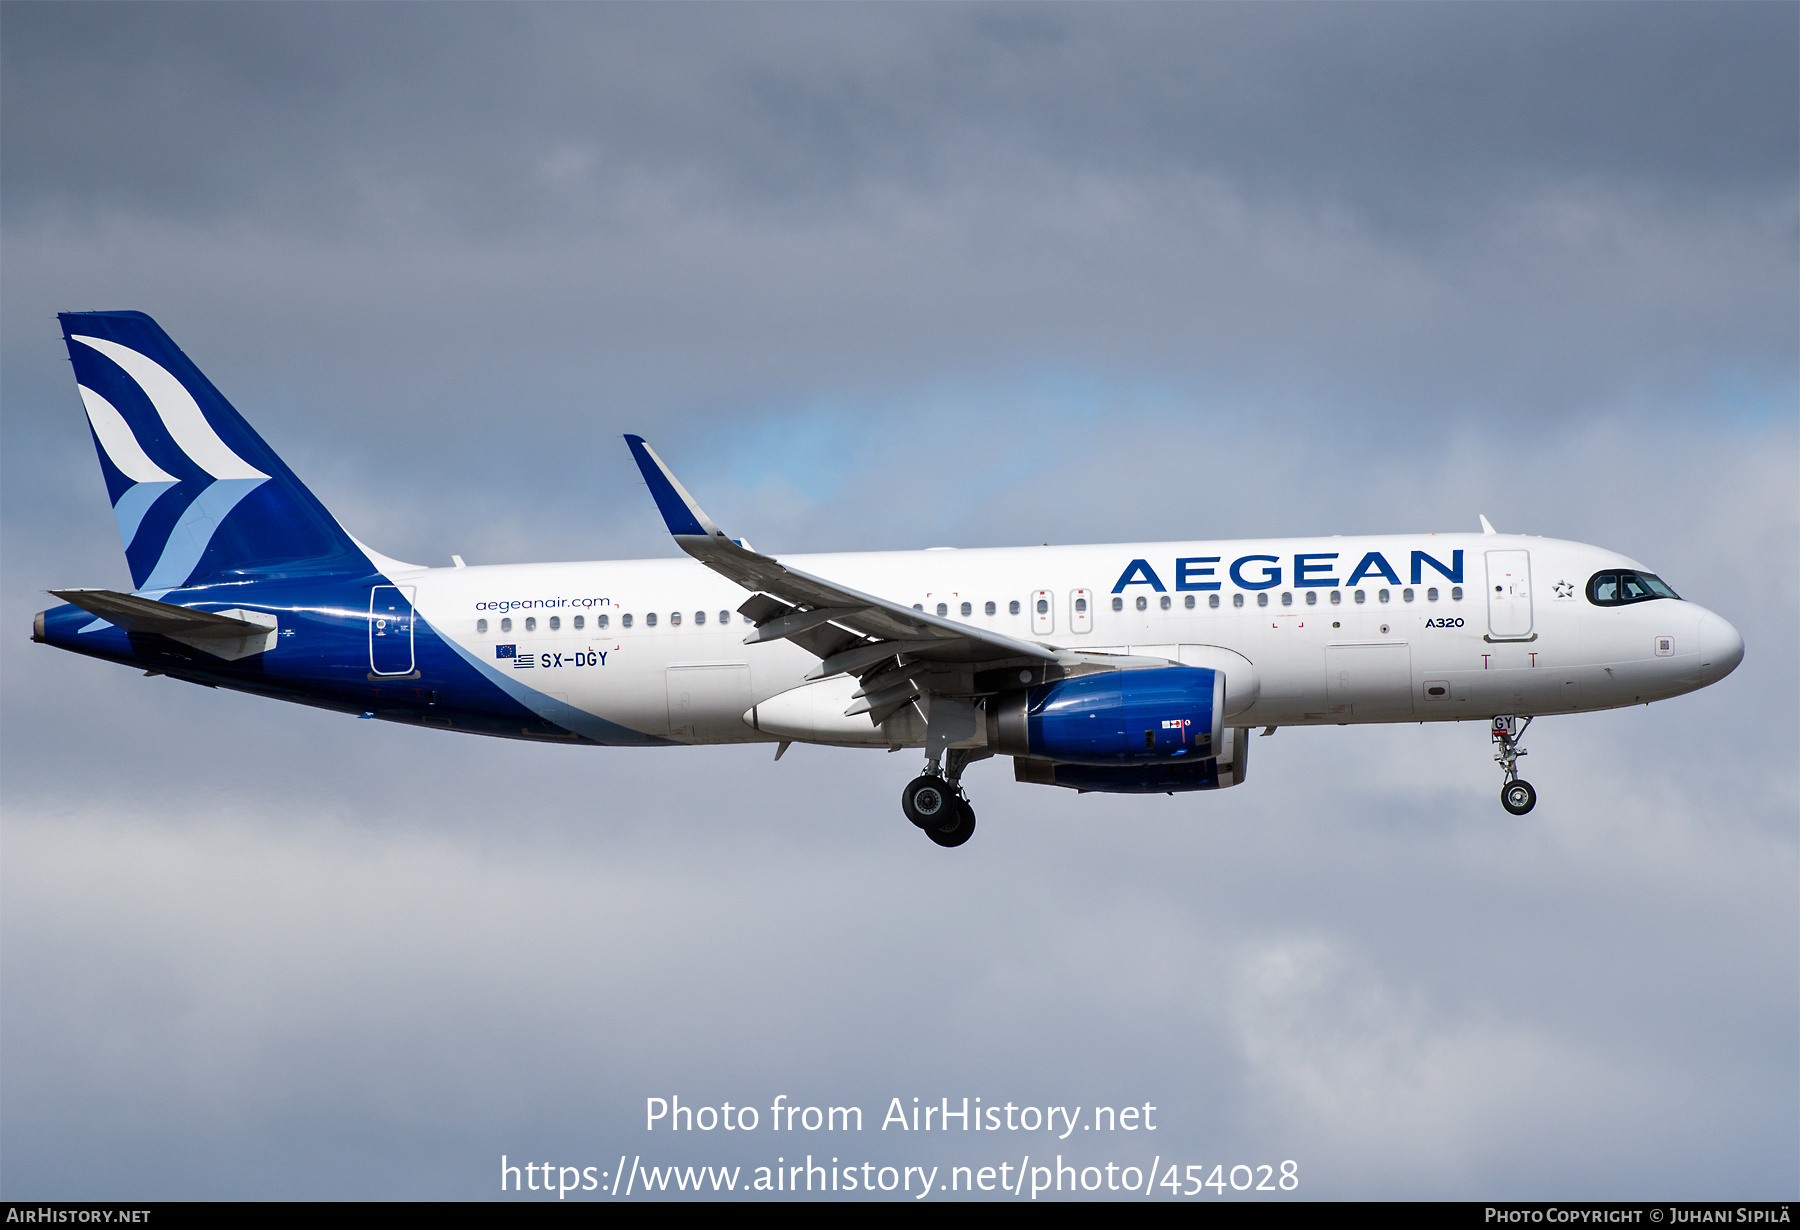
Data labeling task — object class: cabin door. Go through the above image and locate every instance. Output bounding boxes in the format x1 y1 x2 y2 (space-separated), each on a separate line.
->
369 586 416 676
1485 550 1534 640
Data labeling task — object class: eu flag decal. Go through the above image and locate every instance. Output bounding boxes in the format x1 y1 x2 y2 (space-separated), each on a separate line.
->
495 644 516 659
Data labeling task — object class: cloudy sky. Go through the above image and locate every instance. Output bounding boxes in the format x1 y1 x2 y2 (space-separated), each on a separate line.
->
3 3 1795 1200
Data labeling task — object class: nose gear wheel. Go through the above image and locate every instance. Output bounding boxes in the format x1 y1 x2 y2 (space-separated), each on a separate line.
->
1501 779 1537 815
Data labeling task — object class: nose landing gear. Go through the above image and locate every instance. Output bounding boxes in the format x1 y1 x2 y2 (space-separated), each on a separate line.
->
1492 715 1536 815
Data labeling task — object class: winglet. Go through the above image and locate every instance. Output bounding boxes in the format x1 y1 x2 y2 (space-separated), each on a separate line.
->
624 435 720 539
1479 514 1497 535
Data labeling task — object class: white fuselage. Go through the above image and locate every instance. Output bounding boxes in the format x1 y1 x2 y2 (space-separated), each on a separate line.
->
393 532 1742 749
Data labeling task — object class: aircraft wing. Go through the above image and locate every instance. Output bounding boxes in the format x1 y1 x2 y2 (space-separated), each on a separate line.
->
50 588 273 638
624 435 1059 678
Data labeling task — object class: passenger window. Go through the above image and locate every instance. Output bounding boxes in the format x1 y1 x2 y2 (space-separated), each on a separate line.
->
937 603 948 617
671 612 681 626
1330 591 1341 605
1233 593 1244 608
549 616 561 630
1135 596 1147 611
1305 591 1317 606
719 610 730 624
1256 593 1268 608
501 617 512 632
646 613 658 627
1184 594 1195 609
525 616 537 632
1209 594 1220 609
477 618 488 634
913 604 924 611
1426 588 1438 603
1159 595 1171 610
1037 599 1049 615
1112 596 1124 612
1354 590 1366 605
574 615 584 629
1402 588 1414 603
1280 592 1292 607
960 602 972 617
1075 598 1088 614
1451 586 1463 601
622 614 632 628
985 601 996 616
1009 600 1021 615
1378 589 1390 604
598 614 609 629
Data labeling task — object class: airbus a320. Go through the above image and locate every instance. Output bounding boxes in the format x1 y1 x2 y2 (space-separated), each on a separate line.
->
35 312 1745 846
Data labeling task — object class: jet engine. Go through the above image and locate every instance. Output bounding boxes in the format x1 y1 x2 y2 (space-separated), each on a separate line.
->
988 665 1251 793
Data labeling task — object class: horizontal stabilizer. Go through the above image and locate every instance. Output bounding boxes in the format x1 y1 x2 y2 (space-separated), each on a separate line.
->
51 589 269 638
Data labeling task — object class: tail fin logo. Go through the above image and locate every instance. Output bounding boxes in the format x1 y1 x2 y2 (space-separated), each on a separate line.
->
70 334 270 590
70 336 267 481
61 311 375 589
76 384 178 552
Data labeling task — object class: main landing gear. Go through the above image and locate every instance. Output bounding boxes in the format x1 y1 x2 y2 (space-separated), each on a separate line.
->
902 747 980 847
1492 715 1536 815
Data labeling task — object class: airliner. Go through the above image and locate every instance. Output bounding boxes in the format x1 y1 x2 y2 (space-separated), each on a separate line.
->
34 312 1744 846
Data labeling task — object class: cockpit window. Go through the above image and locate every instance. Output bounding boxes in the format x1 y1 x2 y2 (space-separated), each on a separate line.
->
1587 570 1679 606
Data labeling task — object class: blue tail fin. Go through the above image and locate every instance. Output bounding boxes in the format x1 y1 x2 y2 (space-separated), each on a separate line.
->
60 311 370 590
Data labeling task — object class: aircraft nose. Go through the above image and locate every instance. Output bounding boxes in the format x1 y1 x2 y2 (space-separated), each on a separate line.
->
1696 607 1745 682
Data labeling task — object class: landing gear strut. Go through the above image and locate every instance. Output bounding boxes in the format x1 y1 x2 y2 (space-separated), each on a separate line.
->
1492 715 1536 815
902 746 982 848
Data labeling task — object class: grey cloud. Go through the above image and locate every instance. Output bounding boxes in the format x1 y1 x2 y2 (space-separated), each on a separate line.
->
5 5 1793 233
4 178 1790 577
2 0 1794 1201
5 692 1792 1196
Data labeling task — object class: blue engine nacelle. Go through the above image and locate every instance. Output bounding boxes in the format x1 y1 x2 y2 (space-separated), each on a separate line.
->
989 666 1250 794
1003 665 1224 763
